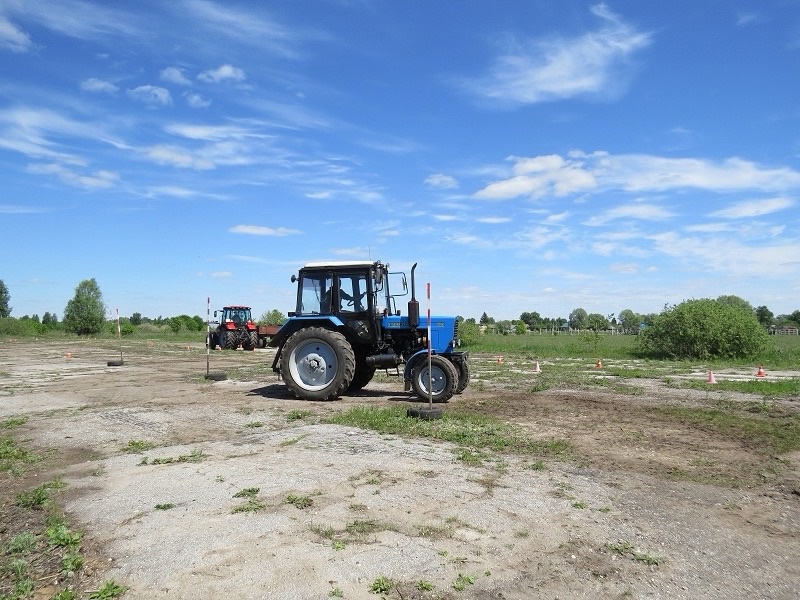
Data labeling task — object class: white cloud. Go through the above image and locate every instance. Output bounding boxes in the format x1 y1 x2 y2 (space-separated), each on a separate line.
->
80 78 118 93
462 3 651 105
145 145 214 170
185 93 211 108
650 231 800 278
710 197 795 218
211 271 232 278
229 225 300 236
26 163 118 189
0 15 32 52
198 64 246 83
473 152 800 201
0 204 46 214
475 154 596 200
476 216 511 224
425 173 459 189
583 202 675 226
161 67 192 86
127 85 172 106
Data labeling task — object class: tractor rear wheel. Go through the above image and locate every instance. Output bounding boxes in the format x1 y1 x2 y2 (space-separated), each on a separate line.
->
281 327 355 401
224 331 237 350
248 331 259 350
411 354 457 403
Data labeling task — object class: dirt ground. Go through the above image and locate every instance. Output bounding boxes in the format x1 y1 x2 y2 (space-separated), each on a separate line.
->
1 338 798 600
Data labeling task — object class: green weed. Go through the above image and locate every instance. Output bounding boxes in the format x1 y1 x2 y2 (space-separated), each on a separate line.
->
369 575 393 594
87 579 127 599
285 493 313 509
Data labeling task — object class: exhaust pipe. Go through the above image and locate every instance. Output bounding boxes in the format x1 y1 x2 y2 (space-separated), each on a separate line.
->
408 262 419 329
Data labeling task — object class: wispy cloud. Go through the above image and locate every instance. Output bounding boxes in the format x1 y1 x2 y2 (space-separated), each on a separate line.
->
127 85 172 106
710 197 795 218
0 204 46 213
461 3 651 105
160 67 192 86
26 162 118 189
229 225 300 236
425 173 459 189
198 64 246 83
474 152 800 200
584 202 675 226
0 14 32 52
80 78 118 94
179 0 303 58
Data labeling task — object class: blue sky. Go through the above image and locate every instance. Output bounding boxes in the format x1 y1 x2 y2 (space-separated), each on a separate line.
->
1 1 799 322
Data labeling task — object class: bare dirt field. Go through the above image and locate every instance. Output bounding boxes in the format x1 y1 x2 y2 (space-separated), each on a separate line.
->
1 338 798 599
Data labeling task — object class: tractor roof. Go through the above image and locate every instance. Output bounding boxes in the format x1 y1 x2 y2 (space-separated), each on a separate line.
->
222 305 251 310
301 260 381 270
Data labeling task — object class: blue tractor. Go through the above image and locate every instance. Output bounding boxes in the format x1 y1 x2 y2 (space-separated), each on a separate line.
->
268 261 469 402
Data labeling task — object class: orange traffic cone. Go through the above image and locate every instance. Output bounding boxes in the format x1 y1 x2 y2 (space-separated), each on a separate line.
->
533 361 541 373
756 364 766 377
595 358 603 368
706 371 717 384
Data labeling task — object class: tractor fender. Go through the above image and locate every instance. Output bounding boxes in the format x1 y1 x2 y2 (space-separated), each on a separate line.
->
403 349 437 382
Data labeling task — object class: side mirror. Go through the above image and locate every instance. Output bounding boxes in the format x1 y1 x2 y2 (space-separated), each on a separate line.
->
291 274 297 283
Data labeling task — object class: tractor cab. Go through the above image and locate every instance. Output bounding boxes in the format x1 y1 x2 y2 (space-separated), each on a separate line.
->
291 261 407 317
218 306 253 326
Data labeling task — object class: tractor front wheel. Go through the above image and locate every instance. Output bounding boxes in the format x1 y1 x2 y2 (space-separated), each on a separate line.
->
280 327 355 401
411 355 457 403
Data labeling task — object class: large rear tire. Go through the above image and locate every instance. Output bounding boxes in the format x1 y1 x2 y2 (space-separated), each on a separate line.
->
411 354 457 403
280 327 355 401
224 330 237 350
247 331 259 350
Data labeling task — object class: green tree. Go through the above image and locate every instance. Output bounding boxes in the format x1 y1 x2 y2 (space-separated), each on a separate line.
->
0 279 10 318
568 308 587 330
130 312 143 326
258 309 286 325
519 311 542 330
479 312 493 326
514 321 528 335
754 305 773 328
617 309 640 334
63 279 106 336
716 294 754 313
457 318 480 346
638 298 770 360
586 313 609 331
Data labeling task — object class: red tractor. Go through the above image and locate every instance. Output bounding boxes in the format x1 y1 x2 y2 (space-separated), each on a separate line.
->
208 306 259 350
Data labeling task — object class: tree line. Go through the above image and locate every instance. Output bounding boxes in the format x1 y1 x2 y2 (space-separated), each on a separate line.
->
469 294 799 336
0 278 286 338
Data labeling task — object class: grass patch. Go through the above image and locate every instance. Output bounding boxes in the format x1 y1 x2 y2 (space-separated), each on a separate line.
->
285 493 313 509
123 439 155 453
139 448 205 465
324 406 571 460
605 541 662 566
678 377 800 398
1 417 28 429
653 405 800 454
286 409 312 421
